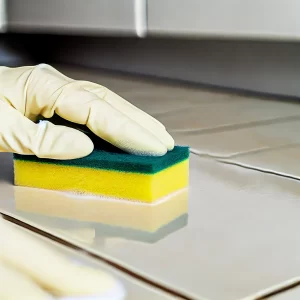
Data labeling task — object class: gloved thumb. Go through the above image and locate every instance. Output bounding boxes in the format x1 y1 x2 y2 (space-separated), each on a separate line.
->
0 101 94 159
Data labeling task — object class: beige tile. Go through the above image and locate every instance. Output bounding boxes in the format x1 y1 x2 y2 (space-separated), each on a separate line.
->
3 66 300 300
156 100 300 132
0 218 178 300
172 119 300 158
118 86 243 115
3 152 300 300
119 92 220 116
57 65 242 116
223 144 300 179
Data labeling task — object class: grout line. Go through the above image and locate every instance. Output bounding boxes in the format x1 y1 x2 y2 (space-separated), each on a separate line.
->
257 282 300 299
189 144 300 183
220 143 300 160
169 115 300 135
1 213 195 300
188 143 300 160
218 160 300 182
240 278 300 300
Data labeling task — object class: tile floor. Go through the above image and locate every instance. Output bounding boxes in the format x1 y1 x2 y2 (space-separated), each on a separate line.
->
1 65 300 300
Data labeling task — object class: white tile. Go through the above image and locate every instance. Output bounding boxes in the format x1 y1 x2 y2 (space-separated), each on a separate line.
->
0 216 177 300
172 119 300 157
157 100 300 132
3 153 300 300
223 144 300 180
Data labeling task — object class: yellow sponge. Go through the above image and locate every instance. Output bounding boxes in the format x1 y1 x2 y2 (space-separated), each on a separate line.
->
13 143 189 203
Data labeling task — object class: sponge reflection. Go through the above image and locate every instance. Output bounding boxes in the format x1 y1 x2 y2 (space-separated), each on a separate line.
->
14 186 189 244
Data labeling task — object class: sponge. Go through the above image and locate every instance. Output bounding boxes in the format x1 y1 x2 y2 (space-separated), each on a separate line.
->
13 117 189 203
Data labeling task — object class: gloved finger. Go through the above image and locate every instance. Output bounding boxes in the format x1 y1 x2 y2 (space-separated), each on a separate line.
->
25 65 174 155
29 64 167 131
0 218 125 299
0 261 54 300
84 84 175 151
0 101 93 159
53 88 168 156
83 83 165 129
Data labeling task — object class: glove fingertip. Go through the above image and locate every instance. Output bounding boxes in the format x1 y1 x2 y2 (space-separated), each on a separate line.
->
36 122 94 160
68 132 94 159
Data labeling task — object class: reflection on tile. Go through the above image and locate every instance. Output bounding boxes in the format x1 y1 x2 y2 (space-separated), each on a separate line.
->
222 144 300 179
4 155 300 300
156 100 300 132
2 220 178 300
172 119 300 157
50 227 96 245
2 64 300 300
14 186 188 244
92 214 188 244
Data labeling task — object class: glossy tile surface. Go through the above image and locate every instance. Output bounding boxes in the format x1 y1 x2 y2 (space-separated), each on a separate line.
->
1 65 300 300
13 186 189 244
3 152 300 300
0 218 179 300
223 145 300 179
265 285 300 299
172 119 300 158
155 101 300 132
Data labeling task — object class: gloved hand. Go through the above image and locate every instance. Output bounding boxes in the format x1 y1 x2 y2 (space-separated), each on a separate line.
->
0 261 52 300
0 217 126 299
0 64 174 159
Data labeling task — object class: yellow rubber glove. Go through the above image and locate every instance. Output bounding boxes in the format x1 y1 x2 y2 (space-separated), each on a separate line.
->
0 261 53 300
0 64 174 159
0 217 126 299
